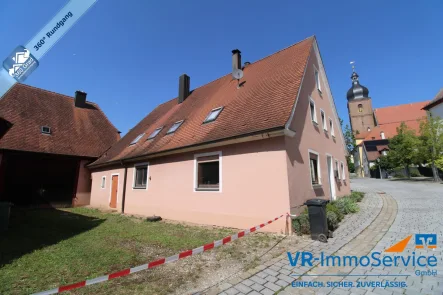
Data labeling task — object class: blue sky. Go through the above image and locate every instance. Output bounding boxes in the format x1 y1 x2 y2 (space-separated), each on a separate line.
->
1 0 442 134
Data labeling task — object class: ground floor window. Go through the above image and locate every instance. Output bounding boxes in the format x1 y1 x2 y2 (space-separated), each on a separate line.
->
309 152 320 185
134 164 148 189
195 152 221 191
101 176 106 189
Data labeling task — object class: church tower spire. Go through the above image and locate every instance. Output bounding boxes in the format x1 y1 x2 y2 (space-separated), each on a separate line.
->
346 63 375 136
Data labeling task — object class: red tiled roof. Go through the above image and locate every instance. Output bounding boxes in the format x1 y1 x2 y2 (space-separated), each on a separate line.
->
91 37 315 166
0 84 120 158
423 88 443 110
366 151 380 162
376 145 389 152
363 121 423 140
364 101 429 140
374 101 429 125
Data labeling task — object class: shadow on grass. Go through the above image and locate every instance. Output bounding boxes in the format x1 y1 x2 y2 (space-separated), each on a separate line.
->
0 208 104 266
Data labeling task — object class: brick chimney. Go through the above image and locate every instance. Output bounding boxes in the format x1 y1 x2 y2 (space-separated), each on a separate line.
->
178 74 190 104
74 90 87 108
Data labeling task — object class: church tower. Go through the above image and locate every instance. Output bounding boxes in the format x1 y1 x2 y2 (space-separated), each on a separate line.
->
346 70 374 136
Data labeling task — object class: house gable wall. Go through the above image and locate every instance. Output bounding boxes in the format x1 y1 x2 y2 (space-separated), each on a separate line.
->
284 44 351 214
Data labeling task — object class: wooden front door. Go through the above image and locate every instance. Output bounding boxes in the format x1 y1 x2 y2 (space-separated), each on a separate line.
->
110 175 118 208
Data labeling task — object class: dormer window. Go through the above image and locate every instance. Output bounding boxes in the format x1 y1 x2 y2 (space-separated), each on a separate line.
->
203 107 223 123
130 133 144 145
167 120 184 134
41 126 51 135
147 127 163 139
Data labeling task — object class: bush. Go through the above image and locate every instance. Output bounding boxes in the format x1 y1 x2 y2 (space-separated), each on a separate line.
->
410 170 422 177
326 202 344 222
327 211 339 231
292 214 310 235
350 191 364 202
335 197 359 215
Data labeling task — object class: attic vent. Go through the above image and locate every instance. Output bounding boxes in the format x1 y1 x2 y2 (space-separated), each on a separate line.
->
41 126 51 134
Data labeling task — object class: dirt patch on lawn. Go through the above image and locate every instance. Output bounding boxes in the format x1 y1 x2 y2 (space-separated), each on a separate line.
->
171 232 303 295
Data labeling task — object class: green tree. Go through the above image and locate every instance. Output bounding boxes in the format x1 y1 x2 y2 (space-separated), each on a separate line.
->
388 122 420 178
340 119 357 173
418 115 443 181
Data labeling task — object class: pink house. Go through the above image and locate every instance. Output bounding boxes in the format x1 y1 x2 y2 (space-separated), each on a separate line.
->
89 36 350 233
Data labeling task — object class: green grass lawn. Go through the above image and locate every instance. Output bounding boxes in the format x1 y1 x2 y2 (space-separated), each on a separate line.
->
0 207 235 295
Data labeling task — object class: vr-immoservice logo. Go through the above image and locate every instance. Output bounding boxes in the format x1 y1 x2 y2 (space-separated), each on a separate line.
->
386 234 437 252
3 45 39 82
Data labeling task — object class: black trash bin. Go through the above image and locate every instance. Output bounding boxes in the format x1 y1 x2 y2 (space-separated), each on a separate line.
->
0 202 11 232
304 199 329 242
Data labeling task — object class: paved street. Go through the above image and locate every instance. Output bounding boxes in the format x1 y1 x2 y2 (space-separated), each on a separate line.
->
204 178 443 295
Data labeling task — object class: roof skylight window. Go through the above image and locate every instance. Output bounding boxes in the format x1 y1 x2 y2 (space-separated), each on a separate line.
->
203 107 224 123
147 127 163 139
41 126 51 135
166 120 184 134
130 133 144 145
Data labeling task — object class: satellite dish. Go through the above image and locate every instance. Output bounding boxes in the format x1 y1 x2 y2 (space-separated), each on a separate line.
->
232 69 244 80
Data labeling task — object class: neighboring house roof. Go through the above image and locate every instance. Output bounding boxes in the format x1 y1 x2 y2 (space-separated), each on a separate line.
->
355 131 369 140
0 84 120 158
422 88 443 110
376 145 389 152
91 36 315 167
365 101 429 140
366 150 380 162
374 101 429 125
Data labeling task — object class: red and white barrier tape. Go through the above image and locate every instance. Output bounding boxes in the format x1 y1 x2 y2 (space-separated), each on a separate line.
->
33 213 287 295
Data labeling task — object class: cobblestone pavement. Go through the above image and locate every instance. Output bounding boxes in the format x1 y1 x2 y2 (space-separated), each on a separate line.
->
203 181 384 295
349 179 443 295
203 178 443 295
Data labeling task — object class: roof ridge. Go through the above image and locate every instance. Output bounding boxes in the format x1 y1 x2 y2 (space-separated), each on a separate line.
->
16 83 100 107
129 36 315 126
247 35 315 66
16 83 119 134
166 35 316 97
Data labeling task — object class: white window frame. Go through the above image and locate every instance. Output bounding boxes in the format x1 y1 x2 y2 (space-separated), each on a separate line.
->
130 133 144 145
341 161 346 180
329 117 335 137
335 160 340 179
109 173 120 206
308 149 321 187
101 176 106 189
314 65 322 92
309 97 318 125
41 126 51 135
203 107 224 123
133 162 149 190
166 120 184 134
320 109 327 131
147 127 163 140
193 151 222 193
